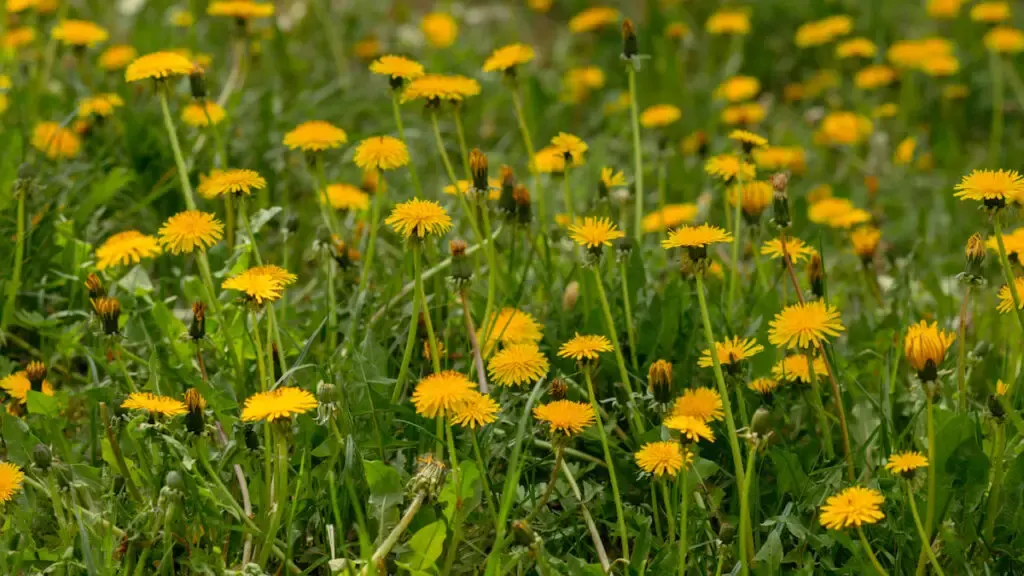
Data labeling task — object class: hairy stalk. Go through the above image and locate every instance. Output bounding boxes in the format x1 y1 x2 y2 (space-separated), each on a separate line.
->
728 174 746 317
100 403 142 503
392 260 422 404
471 430 498 527
522 446 564 527
414 245 442 373
804 354 835 459
956 287 970 412
441 421 464 576
628 66 644 239
591 266 641 437
363 492 427 576
560 460 612 573
907 481 945 576
583 367 630 560
561 171 574 225
391 90 423 197
158 89 198 210
982 420 1006 544
510 84 544 228
461 290 489 392
915 389 938 576
343 171 386 353
993 215 1024 333
678 464 689 576
858 526 890 576
257 429 289 566
661 477 676 545
618 258 640 371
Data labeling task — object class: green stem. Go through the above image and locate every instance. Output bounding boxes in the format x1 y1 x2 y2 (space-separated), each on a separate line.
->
251 309 269 391
314 155 342 238
994 215 1024 333
471 429 498 528
100 403 142 503
325 252 337 355
510 85 544 229
915 390 938 575
562 171 574 225
804 354 835 460
983 421 1006 544
453 107 472 181
907 481 945 576
441 420 463 576
116 343 138 393
196 251 243 378
391 91 423 197
239 197 264 265
740 445 757 575
618 259 640 372
362 492 427 576
728 175 745 317
391 257 422 404
678 465 688 576
1 190 25 331
414 245 441 374
661 477 676 546
258 429 288 566
989 50 1004 166
818 347 856 481
583 367 630 561
158 90 198 210
628 66 644 240
956 287 970 412
591 267 639 429
857 526 890 576
344 171 385 352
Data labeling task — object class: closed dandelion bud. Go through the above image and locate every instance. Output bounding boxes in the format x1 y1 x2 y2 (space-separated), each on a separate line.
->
189 301 206 341
448 239 472 285
562 281 580 311
333 238 356 270
184 388 206 436
864 175 879 202
770 173 791 229
189 69 207 100
808 253 825 299
165 470 185 492
621 19 638 60
648 359 674 404
411 454 447 498
615 236 633 261
25 361 46 392
33 443 52 471
965 233 985 276
498 165 517 216
85 273 103 299
549 378 568 400
470 149 489 193
989 395 1005 420
751 406 772 437
94 297 121 335
513 185 532 225
718 521 736 545
243 424 261 452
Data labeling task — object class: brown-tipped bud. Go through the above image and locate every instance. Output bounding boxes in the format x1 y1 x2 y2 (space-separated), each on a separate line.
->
615 237 633 260
25 361 47 392
562 281 580 312
966 233 985 271
513 185 532 225
448 239 472 285
470 149 489 193
751 406 772 437
189 301 207 341
184 388 207 435
648 359 674 404
808 253 824 299
621 19 638 59
989 395 1005 420
549 378 568 401
512 520 537 546
718 521 736 545
864 175 879 201
411 453 447 498
317 381 338 404
498 165 516 216
189 68 207 100
93 297 121 335
770 173 791 229
85 273 103 299
333 238 357 270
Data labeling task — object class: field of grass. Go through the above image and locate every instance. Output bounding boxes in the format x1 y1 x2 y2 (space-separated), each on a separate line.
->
3 0 1024 574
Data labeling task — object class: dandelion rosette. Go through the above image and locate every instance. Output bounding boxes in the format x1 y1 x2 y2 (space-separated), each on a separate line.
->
241 387 318 421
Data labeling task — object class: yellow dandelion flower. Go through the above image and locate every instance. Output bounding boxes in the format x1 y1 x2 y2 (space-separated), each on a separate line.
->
170 8 194 27
970 1 1010 22
451 391 500 429
412 371 475 418
928 0 964 18
241 387 317 421
208 1 274 19
370 55 424 82
854 64 897 90
354 36 380 61
0 462 24 504
818 111 874 145
198 168 266 198
729 129 768 150
887 38 953 70
32 122 81 160
921 55 959 77
325 183 370 211
77 94 124 118
706 10 751 35
749 378 781 395
642 204 699 233
671 388 724 422
442 179 501 200
715 75 760 102
401 74 481 103
819 486 885 530
422 12 458 48
354 135 409 171
985 26 1024 53
794 15 852 48
761 237 817 263
558 333 613 361
893 137 916 165
851 226 882 259
481 308 543 354
698 336 764 369
5 0 35 13
954 169 1024 205
884 451 928 475
488 343 550 387
640 104 682 129
125 51 196 82
997 380 1008 396
95 230 161 270
533 400 595 436
385 198 453 239
772 355 828 384
550 132 588 166
998 278 1024 314
122 392 187 417
1 372 54 405
222 266 294 303
665 414 715 443
181 101 226 127
483 43 535 73
721 102 766 126
283 120 348 152
665 22 690 41
158 211 224 254
99 45 137 70
903 320 955 377
727 181 773 219
662 224 733 249
564 66 605 103
52 20 109 47
3 27 36 51
770 301 845 349
635 441 690 477
705 154 756 182
836 37 877 59
568 216 625 249
532 146 566 173
808 197 855 224
569 6 620 33
873 103 900 118
600 167 626 191
528 0 553 13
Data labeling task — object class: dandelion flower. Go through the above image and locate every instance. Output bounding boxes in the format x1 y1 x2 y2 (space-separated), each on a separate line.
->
198 168 266 198
241 387 317 421
715 76 760 102
488 343 550 387
819 486 885 530
401 74 481 103
705 154 756 182
998 278 1024 314
761 237 817 263
533 400 595 436
635 441 690 477
32 122 81 159
953 169 1024 205
818 111 874 146
181 101 226 127
1 372 54 405
325 184 370 211
52 20 108 47
970 1 1010 22
95 230 162 270
721 102 766 126
125 51 196 82
78 94 124 118
662 224 733 250
698 336 764 369
558 333 613 361
671 388 724 422
665 414 715 442
482 43 535 73
3 27 36 51
773 355 828 384
706 10 750 35
884 451 928 476
222 266 294 303
769 301 845 349
550 132 588 165
749 378 781 395
208 1 274 19
985 26 1024 53
640 104 682 128
854 65 897 90
851 226 882 260
354 136 409 171
727 181 773 220
385 198 453 239
451 391 500 429
481 308 543 353
370 55 424 83
928 0 964 18
122 392 187 417
412 371 475 418
568 217 624 249
642 204 699 233
728 129 768 150
0 462 25 504
158 211 224 254
569 6 620 33
532 146 566 173
903 320 955 379
997 380 1009 396
283 120 347 151
836 37 877 59
421 12 458 48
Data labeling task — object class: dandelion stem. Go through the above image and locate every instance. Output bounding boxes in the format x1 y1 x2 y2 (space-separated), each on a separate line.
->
392 262 422 404
993 215 1024 333
618 258 640 372
818 346 856 481
906 481 946 576
363 492 427 576
678 464 689 576
441 420 464 576
250 309 270 391
857 526 890 576
257 429 289 566
628 66 644 240
414 244 441 374
559 460 612 573
522 445 563 527
591 266 640 435
915 389 938 576
100 403 142 503
2 189 26 332
510 84 544 229
583 367 630 561
956 287 971 413
728 175 746 317
561 171 574 225
325 251 338 356
804 352 835 460
343 171 386 353
314 154 342 237
982 420 1006 544
661 476 676 545
158 89 198 210
391 90 423 198
461 290 489 392
470 429 498 528
239 197 264 266
453 107 472 181
115 343 138 393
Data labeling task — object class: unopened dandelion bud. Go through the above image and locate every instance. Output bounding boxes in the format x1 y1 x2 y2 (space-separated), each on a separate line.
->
864 175 879 202
965 232 985 274
243 424 261 452
648 359 674 404
189 68 207 100
562 281 579 311
165 470 185 493
94 297 121 335
989 395 1005 420
189 301 206 341
25 361 46 392
32 443 52 471
621 19 638 59
448 239 472 285
718 521 736 545
808 253 825 299
333 238 357 270
470 148 489 193
751 406 772 437
512 520 536 546
513 185 532 225
411 454 447 498
549 378 568 401
184 388 206 435
770 173 791 229
615 236 633 261
498 165 516 216
85 273 103 299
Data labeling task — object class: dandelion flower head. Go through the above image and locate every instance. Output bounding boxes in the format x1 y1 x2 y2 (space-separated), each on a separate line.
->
241 387 318 421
